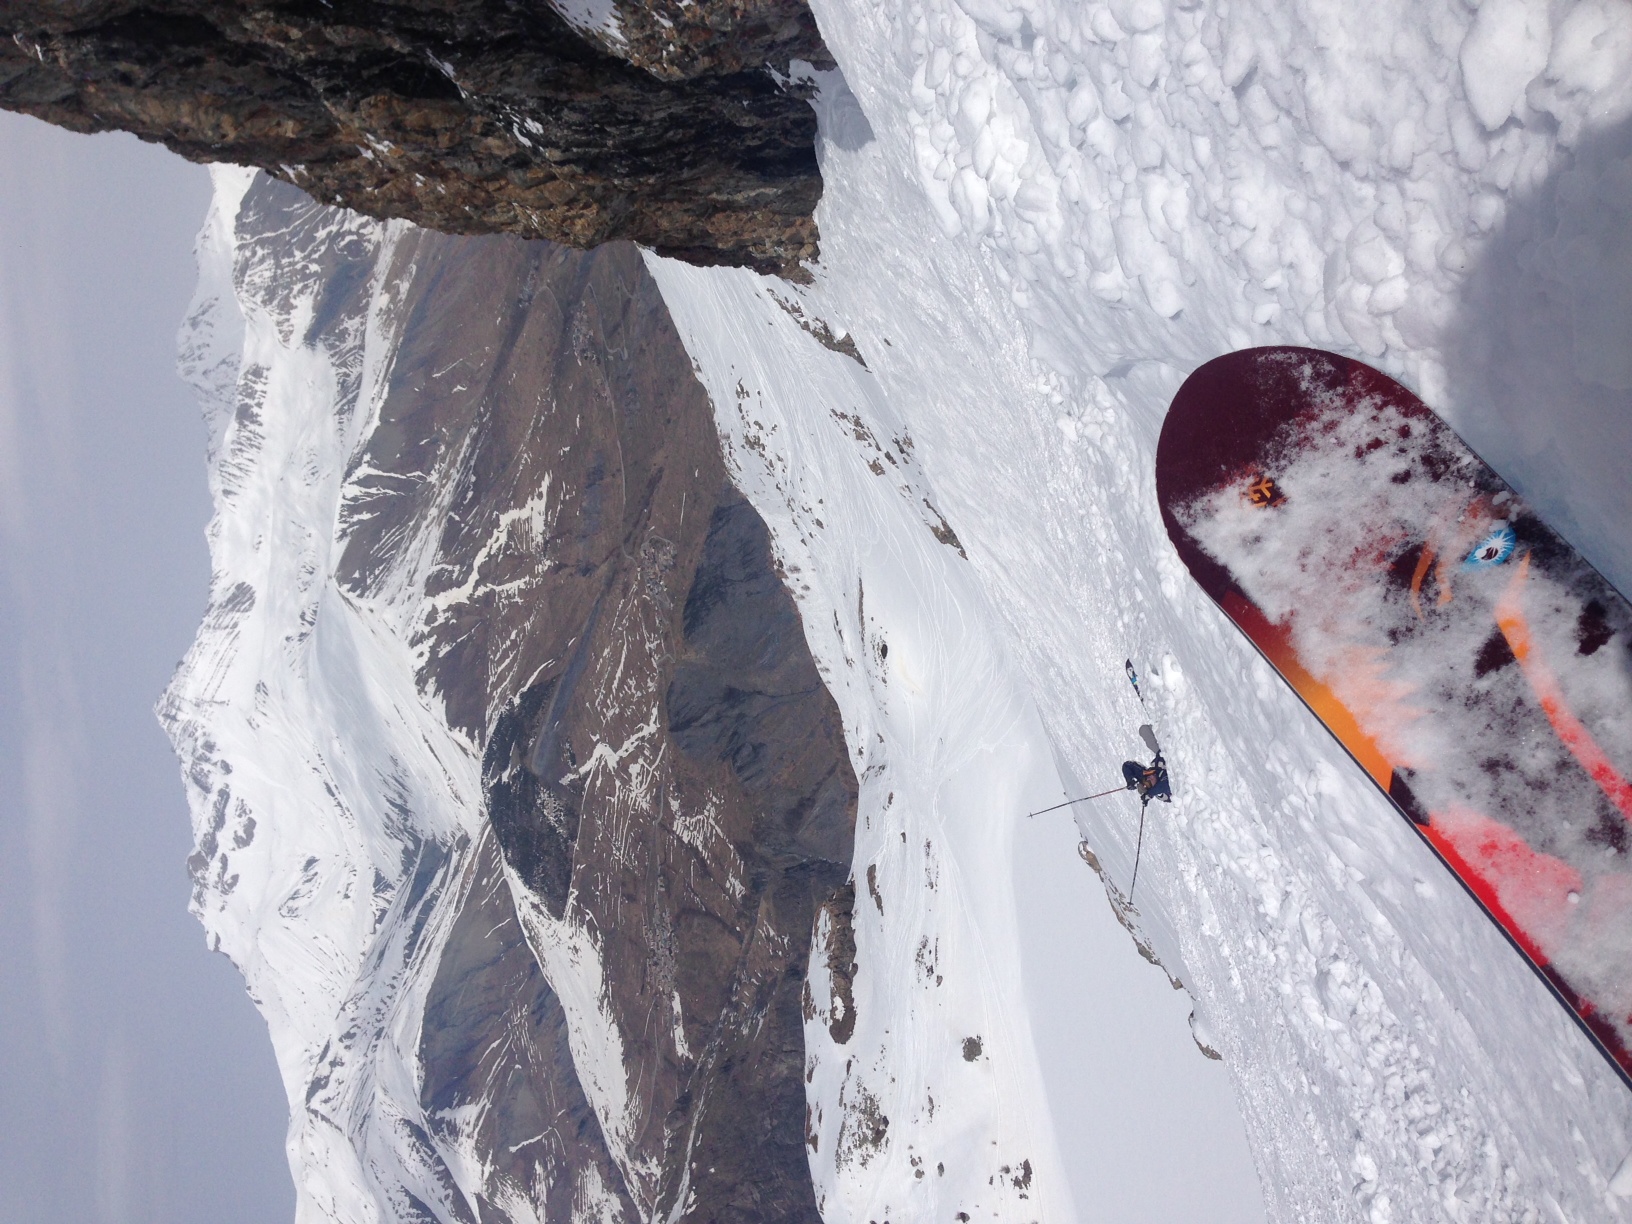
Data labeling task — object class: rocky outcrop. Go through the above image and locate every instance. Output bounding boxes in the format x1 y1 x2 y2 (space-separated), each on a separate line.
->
0 0 828 273
349 195 853 1217
574 0 830 82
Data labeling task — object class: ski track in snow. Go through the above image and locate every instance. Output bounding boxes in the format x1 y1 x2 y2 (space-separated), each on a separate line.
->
652 0 1632 1220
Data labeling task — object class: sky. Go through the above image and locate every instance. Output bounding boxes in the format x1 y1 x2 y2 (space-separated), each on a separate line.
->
0 114 293 1222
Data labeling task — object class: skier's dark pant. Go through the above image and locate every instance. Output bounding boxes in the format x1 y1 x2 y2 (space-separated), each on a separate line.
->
1122 758 1172 804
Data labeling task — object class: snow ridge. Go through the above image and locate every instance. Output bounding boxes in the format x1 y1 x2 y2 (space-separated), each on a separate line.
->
161 171 485 1224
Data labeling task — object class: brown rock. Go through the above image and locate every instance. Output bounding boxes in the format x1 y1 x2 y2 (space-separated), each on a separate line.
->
0 0 826 273
598 0 832 82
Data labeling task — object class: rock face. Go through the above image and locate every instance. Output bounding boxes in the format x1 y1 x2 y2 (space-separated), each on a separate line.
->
339 184 857 1218
162 171 856 1221
0 0 828 273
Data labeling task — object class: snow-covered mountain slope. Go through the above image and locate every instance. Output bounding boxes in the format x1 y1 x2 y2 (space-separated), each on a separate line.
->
164 169 889 1224
649 251 1264 1224
164 0 1632 1219
163 168 490 1221
647 0 1632 1219
162 152 1264 1224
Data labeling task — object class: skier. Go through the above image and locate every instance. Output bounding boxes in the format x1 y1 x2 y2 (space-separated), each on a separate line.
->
1120 736 1170 903
1122 753 1171 806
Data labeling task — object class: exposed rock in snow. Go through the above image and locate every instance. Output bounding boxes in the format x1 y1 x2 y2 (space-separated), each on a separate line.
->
163 170 856 1222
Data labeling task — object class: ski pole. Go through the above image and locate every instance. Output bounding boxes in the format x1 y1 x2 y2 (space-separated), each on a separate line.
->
1129 803 1148 903
1027 785 1126 818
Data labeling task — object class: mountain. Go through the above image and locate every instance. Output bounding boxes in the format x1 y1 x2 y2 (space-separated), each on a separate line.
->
152 0 1632 1218
162 169 855 1222
162 161 1247 1224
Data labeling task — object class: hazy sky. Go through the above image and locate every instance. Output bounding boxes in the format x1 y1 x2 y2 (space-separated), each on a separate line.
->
0 115 292 1221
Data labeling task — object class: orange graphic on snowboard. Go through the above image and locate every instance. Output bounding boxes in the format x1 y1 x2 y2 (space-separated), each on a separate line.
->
1158 347 1632 1083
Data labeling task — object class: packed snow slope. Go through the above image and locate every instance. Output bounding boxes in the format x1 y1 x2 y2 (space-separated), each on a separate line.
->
649 0 1632 1220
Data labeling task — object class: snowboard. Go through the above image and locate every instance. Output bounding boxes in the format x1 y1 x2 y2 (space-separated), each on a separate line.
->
1155 346 1632 1084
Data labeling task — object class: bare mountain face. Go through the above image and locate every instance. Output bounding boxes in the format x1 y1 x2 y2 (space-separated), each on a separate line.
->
0 0 829 272
165 172 856 1220
336 184 858 1219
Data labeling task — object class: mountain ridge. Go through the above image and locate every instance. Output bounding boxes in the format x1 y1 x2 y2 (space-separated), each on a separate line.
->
162 168 855 1222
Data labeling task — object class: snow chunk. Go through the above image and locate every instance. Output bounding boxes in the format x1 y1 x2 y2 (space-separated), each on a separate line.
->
1459 0 1552 130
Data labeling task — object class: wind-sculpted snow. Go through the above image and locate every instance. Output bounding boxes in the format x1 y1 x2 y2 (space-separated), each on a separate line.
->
648 0 1632 1217
869 0 1632 594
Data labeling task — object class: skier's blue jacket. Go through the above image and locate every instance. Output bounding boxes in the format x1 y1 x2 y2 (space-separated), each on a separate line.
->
1122 756 1171 804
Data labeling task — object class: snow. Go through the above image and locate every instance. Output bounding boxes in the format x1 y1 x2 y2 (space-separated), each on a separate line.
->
544 0 629 48
167 0 1632 1217
648 0 1632 1216
648 254 1265 1222
164 170 489 1223
1013 802 1264 1221
1460 0 1554 131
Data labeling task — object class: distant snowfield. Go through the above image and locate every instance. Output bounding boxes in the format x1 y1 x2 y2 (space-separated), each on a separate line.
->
650 0 1632 1220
